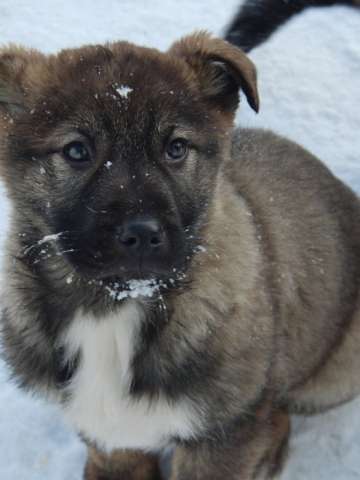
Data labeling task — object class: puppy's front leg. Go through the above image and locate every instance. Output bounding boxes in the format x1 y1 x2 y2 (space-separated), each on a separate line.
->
171 405 290 480
84 446 162 480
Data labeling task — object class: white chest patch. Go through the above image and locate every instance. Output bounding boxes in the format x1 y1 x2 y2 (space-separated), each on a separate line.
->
62 301 199 452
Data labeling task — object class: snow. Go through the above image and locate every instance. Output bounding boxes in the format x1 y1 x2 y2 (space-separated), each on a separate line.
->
23 232 65 255
115 85 134 99
0 1 359 479
105 278 163 301
37 233 64 245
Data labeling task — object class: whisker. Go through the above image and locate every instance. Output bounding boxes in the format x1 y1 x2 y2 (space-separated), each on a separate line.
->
56 249 77 256
31 248 80 266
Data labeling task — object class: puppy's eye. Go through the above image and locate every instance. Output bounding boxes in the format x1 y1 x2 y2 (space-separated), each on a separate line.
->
165 138 189 163
63 141 90 165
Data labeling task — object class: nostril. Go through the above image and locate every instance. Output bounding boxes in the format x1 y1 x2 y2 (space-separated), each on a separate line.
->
122 235 139 248
150 234 163 247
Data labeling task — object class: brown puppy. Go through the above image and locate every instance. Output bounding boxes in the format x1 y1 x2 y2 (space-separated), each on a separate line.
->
0 33 359 480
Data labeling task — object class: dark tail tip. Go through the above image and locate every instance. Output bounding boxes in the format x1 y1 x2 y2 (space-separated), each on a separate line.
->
225 0 360 53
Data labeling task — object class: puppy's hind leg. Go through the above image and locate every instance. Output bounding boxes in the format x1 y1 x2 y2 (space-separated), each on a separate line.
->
84 446 162 480
288 304 360 414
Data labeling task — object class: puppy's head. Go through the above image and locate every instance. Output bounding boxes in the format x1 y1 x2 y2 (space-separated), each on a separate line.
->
0 33 258 296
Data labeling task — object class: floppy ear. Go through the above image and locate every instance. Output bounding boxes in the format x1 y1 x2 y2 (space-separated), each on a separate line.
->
0 46 45 116
169 31 259 113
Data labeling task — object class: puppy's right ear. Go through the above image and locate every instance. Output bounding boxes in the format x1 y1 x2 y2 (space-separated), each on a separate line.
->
0 46 45 116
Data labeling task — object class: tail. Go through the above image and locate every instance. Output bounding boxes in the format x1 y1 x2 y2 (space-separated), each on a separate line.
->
225 0 360 52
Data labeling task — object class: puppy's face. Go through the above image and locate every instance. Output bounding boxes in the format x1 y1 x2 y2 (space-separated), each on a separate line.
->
0 34 258 292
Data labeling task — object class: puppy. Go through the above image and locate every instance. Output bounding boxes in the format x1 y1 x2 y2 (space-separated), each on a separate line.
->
0 32 360 480
225 0 360 52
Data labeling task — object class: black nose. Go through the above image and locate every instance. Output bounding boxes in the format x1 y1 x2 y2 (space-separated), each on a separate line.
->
117 217 166 254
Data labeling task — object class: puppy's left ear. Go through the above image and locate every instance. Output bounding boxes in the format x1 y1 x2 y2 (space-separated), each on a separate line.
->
169 31 259 113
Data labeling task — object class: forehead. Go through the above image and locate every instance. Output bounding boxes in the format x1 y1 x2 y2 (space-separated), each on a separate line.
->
36 43 204 136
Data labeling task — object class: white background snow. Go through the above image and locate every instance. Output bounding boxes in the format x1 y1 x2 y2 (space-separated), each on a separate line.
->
0 1 359 479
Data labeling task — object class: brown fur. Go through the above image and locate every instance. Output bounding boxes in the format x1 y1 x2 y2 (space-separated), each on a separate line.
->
0 33 359 480
170 403 290 480
85 447 162 480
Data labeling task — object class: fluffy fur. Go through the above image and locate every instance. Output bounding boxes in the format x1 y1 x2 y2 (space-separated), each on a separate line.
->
63 303 200 452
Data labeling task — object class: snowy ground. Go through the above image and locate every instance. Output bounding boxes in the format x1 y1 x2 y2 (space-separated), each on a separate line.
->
0 1 360 479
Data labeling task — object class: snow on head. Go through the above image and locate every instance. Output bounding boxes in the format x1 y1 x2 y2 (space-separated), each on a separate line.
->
115 85 133 99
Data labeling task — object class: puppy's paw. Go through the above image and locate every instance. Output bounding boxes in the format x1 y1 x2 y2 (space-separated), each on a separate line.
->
84 466 162 480
253 472 282 480
84 448 162 480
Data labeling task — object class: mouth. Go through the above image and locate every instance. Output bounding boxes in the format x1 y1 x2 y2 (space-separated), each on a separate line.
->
74 254 184 282
64 237 189 282
88 269 188 303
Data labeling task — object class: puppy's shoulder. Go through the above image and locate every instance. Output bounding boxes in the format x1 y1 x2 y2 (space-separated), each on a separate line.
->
231 127 322 172
228 127 354 197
